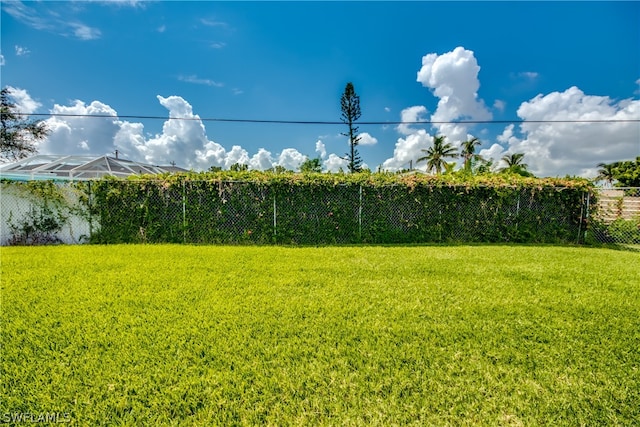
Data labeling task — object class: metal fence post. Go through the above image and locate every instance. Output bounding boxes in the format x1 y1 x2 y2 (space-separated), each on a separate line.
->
182 180 187 243
358 184 363 242
273 193 277 239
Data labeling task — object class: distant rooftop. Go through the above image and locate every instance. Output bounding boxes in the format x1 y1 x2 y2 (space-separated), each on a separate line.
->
0 154 187 181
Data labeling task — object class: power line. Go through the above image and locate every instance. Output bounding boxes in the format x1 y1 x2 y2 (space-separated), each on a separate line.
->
12 112 640 125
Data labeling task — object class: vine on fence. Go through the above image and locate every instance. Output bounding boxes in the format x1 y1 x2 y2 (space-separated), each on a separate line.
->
85 172 595 245
1 180 97 245
2 181 69 245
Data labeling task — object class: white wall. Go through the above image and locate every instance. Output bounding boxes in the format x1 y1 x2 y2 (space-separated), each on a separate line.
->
0 184 92 245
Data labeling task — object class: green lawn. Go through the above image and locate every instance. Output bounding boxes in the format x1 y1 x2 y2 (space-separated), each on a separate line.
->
1 245 639 426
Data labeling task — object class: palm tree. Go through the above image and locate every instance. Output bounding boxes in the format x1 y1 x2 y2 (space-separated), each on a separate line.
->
460 137 482 171
417 135 459 174
474 157 495 175
442 161 457 175
596 162 617 186
500 152 532 177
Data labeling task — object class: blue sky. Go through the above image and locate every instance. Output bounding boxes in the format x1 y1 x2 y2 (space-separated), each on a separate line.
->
1 1 639 176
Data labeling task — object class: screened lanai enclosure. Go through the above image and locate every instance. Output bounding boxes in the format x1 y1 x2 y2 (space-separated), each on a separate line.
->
0 154 186 181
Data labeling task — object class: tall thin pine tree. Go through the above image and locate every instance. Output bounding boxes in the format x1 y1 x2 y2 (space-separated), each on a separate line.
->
340 82 362 173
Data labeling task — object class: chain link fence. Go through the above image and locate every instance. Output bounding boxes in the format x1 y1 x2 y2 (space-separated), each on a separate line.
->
588 187 640 245
1 180 638 246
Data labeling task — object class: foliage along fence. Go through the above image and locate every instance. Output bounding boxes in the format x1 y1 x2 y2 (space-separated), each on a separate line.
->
87 180 591 245
0 180 91 245
2 173 611 246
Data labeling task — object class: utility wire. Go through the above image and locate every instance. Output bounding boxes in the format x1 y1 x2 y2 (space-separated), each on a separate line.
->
12 112 640 125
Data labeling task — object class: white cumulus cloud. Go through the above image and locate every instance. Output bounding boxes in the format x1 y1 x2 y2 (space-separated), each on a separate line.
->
315 140 327 159
386 46 640 178
32 91 316 172
483 86 640 177
125 95 228 169
43 100 120 155
223 146 250 168
323 153 349 173
416 46 492 143
382 130 433 172
358 132 378 146
276 148 307 171
6 86 42 114
478 143 508 172
397 106 428 136
384 45 495 172
249 148 275 170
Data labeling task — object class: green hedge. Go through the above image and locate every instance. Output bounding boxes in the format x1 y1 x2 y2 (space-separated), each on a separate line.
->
86 172 594 245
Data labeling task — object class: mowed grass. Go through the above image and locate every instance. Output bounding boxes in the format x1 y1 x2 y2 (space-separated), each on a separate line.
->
1 245 639 426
